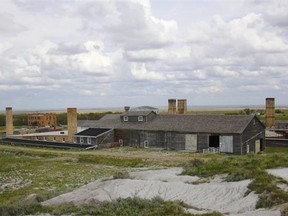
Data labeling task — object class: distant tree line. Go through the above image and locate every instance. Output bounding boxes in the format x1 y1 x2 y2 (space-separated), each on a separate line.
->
0 112 117 127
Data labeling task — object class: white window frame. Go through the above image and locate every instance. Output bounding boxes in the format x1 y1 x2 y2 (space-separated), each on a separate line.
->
87 137 91 144
138 116 143 122
80 137 84 144
119 139 123 146
144 140 149 148
73 137 77 143
124 116 128 122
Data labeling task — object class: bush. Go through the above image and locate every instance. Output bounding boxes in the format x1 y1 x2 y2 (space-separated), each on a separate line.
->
50 197 210 216
0 203 47 216
113 170 130 179
257 190 288 208
182 153 288 209
226 171 248 182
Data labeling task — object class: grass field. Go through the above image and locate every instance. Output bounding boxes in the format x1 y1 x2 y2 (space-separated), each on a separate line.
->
0 144 287 215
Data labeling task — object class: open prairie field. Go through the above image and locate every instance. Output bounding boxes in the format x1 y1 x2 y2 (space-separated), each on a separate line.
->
0 144 288 216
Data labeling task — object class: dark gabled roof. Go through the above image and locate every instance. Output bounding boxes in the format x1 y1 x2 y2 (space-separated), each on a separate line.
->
79 114 262 134
121 110 155 117
75 128 111 136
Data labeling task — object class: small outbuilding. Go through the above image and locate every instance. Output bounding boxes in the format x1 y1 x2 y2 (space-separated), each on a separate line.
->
73 128 114 147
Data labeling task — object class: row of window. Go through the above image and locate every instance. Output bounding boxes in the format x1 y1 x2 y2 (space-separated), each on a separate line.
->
73 137 91 144
34 136 65 142
123 116 143 122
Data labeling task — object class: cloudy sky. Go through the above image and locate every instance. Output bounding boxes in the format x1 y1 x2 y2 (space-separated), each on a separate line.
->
1 0 288 111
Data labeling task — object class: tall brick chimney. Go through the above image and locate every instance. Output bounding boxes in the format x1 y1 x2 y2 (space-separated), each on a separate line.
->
5 107 13 136
67 108 77 143
265 98 275 128
177 99 187 114
168 99 177 114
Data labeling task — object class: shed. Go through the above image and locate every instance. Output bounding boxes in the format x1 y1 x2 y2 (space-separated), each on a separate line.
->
73 128 114 147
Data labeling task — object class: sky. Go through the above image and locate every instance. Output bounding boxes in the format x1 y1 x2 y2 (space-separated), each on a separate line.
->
1 0 288 111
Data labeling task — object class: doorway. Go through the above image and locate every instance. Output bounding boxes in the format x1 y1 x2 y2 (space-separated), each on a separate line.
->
209 135 219 148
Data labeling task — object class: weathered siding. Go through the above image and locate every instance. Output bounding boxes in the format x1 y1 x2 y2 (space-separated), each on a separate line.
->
197 134 209 152
113 116 265 155
240 117 265 154
232 135 242 155
115 129 185 150
74 130 114 147
169 132 185 150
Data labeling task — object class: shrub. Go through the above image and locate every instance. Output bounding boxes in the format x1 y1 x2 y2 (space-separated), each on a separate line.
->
182 153 288 209
49 197 211 216
257 190 288 208
113 170 130 179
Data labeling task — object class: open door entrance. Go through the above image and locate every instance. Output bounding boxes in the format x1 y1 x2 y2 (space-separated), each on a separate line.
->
209 135 219 148
260 139 264 151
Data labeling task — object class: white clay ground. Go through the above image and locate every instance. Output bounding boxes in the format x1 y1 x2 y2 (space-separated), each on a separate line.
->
43 167 288 216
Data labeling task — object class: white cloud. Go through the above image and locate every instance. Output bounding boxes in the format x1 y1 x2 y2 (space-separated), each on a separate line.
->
1 0 288 109
130 63 166 81
213 66 239 77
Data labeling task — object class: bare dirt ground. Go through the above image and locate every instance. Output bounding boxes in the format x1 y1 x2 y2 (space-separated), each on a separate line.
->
43 168 281 216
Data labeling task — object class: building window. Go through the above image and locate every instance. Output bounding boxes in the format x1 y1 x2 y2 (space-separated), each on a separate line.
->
119 139 123 146
124 116 128 122
53 137 56 142
73 137 77 143
144 140 149 148
87 137 91 144
62 138 65 142
138 116 143 122
80 137 84 144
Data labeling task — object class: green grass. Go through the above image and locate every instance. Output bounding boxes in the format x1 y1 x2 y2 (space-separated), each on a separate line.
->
0 197 223 216
266 147 288 153
0 150 121 206
182 153 288 208
1 145 288 215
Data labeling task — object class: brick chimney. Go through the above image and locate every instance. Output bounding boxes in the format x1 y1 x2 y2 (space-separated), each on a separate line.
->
67 108 77 143
5 107 14 136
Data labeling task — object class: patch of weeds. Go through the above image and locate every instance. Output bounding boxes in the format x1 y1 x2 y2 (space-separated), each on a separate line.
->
113 170 130 179
280 204 288 216
0 202 50 216
248 171 278 194
78 155 148 167
257 189 288 208
49 196 222 216
182 158 228 177
226 171 249 182
182 153 288 209
191 179 209 185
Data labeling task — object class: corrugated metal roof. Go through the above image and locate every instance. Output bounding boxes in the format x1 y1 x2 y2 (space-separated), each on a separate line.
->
78 114 261 134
